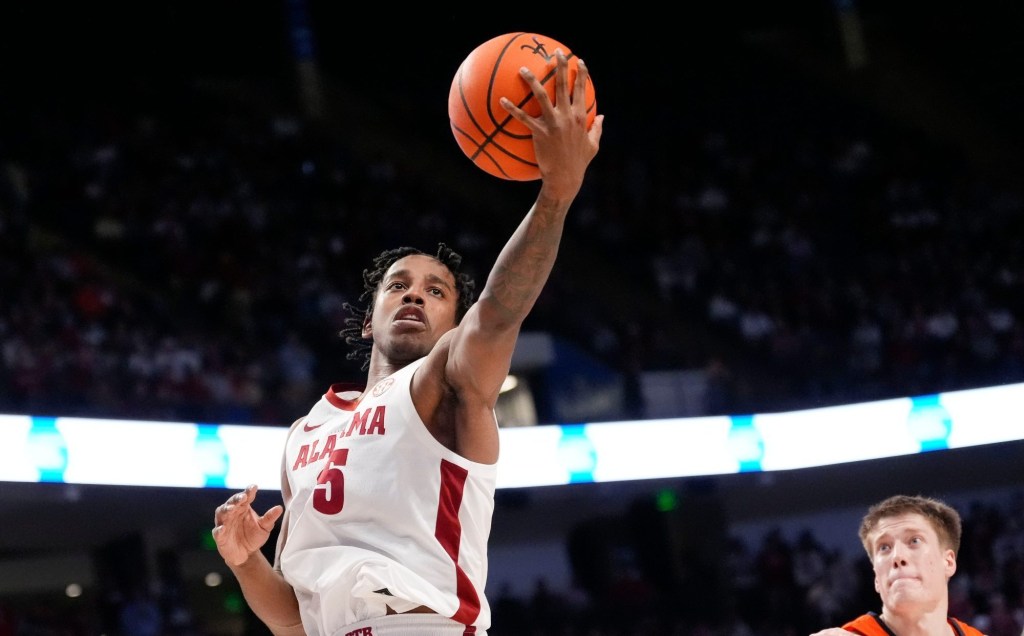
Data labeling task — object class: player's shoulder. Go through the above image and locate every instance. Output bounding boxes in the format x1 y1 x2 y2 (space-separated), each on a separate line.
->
284 387 347 434
840 612 882 635
949 617 986 636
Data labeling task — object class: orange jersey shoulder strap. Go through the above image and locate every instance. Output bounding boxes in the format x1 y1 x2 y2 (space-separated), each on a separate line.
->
950 617 985 636
842 613 895 636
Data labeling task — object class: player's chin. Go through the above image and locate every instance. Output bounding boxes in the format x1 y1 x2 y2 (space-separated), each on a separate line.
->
884 585 924 606
386 336 436 361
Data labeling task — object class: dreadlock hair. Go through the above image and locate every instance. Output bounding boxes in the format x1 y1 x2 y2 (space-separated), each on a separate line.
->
340 243 476 371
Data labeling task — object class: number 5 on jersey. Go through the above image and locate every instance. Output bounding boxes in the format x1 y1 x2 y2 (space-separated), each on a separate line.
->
313 449 349 514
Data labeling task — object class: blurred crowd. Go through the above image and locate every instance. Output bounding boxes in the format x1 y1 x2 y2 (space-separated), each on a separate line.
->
3 56 1024 426
5 61 1024 428
0 77 606 426
576 57 1024 414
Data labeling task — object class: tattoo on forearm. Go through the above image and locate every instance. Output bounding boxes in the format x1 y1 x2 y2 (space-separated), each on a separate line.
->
486 203 566 317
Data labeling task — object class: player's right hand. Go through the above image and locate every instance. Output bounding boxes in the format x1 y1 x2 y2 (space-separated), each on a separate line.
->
212 484 284 567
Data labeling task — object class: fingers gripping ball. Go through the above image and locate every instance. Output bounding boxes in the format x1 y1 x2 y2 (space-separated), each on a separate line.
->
448 32 597 181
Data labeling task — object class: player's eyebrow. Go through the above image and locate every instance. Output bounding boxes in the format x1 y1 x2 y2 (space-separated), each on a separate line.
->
423 273 454 291
386 269 454 292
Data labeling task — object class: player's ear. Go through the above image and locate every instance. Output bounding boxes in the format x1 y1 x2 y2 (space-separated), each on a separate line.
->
362 316 372 339
944 549 957 579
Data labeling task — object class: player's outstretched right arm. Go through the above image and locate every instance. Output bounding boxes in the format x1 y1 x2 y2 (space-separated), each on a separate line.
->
213 484 304 636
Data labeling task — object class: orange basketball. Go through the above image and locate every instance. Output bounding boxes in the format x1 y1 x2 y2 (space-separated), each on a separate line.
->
448 32 597 181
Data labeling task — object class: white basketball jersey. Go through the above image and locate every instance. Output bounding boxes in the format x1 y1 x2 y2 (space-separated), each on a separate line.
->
279 357 497 635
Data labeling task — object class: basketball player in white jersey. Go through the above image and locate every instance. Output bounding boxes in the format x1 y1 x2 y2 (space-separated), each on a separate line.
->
212 51 603 636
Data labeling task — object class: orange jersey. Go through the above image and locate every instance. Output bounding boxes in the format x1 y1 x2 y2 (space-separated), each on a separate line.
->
843 612 985 636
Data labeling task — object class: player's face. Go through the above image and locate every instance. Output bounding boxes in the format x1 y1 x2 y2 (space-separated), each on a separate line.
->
869 512 956 615
363 254 460 363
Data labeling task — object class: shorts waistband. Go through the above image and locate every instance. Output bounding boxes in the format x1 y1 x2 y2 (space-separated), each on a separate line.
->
334 613 485 636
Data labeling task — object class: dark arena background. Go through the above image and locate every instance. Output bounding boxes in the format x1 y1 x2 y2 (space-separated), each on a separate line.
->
1 2 1023 634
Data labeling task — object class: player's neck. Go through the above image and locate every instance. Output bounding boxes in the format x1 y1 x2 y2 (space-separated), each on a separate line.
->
365 358 411 391
879 606 953 636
